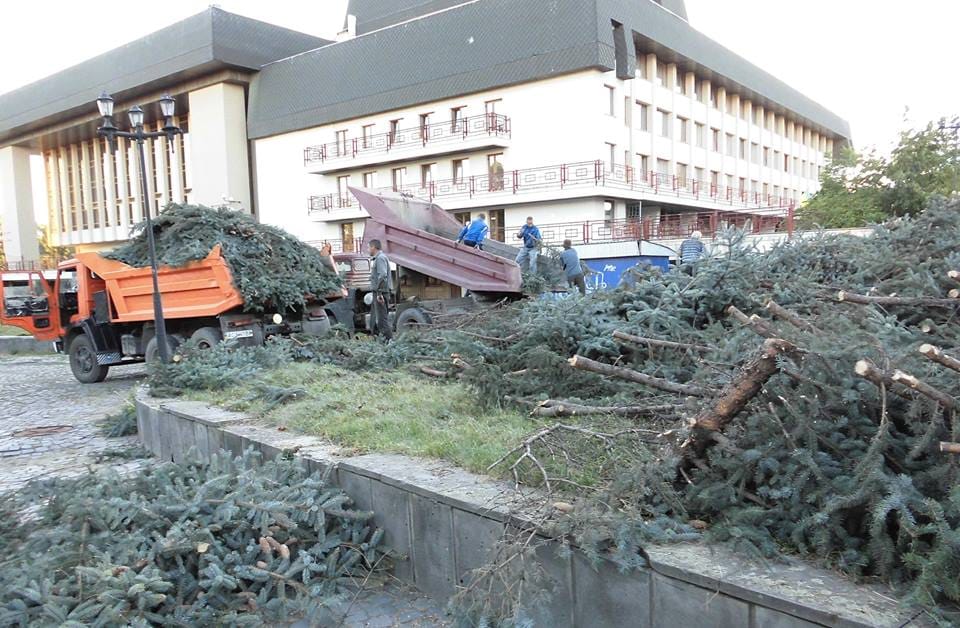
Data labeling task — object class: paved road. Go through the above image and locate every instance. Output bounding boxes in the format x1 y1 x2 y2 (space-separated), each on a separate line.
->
0 355 146 493
0 355 450 627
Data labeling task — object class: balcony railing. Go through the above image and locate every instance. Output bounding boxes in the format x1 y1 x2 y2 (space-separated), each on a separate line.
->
307 160 799 215
303 113 511 165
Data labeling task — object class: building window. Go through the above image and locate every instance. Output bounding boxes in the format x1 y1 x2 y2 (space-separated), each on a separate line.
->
740 100 749 120
637 153 649 176
362 171 376 188
739 177 746 195
452 159 466 184
709 85 718 109
637 101 650 131
710 170 719 188
676 162 688 184
604 199 615 226
695 122 705 148
726 93 736 114
675 70 687 95
335 130 348 156
751 142 759 163
655 60 667 87
419 113 432 140
793 157 799 175
677 116 689 143
626 202 641 221
753 107 762 125
392 167 406 191
362 124 375 148
763 182 769 197
784 153 789 172
606 142 616 171
658 109 670 137
485 99 501 115
711 128 720 152
726 174 734 191
637 53 648 79
695 167 704 183
763 147 770 167
337 175 350 202
421 163 436 187
656 158 670 176
605 85 616 116
726 133 735 157
693 79 702 102
451 107 465 132
488 153 504 191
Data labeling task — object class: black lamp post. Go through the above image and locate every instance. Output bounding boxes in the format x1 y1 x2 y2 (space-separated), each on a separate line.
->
96 92 182 363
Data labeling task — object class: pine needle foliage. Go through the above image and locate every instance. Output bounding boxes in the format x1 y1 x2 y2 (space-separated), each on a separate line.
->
106 204 342 313
0 450 385 626
97 402 138 437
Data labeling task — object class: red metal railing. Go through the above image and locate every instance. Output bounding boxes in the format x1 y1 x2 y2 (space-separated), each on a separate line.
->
303 113 511 165
307 160 798 215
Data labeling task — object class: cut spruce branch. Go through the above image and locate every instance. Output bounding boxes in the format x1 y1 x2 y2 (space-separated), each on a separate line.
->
949 270 960 282
919 344 960 374
854 359 923 402
419 366 451 378
567 355 710 397
726 305 778 339
529 398 678 419
765 300 818 333
891 370 957 411
836 290 960 308
687 338 798 436
612 330 711 353
940 442 960 454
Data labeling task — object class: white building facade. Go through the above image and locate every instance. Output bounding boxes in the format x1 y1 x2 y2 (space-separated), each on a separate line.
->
0 0 849 264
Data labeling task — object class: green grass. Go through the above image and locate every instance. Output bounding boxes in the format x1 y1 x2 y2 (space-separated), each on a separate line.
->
191 363 536 475
0 324 29 336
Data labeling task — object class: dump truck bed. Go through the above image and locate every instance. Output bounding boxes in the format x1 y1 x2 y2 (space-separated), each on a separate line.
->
351 187 522 294
77 245 244 323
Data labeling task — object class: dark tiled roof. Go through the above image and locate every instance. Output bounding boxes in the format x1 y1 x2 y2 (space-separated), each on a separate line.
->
248 0 848 141
0 7 327 145
346 0 475 34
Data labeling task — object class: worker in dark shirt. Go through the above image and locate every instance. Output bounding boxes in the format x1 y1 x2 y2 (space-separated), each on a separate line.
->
515 216 541 274
559 239 587 295
368 239 393 340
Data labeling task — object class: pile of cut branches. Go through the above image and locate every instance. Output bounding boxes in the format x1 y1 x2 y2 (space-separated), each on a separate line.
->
107 204 341 312
0 451 385 626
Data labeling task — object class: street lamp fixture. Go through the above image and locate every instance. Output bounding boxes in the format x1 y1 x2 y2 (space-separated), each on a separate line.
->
96 92 183 363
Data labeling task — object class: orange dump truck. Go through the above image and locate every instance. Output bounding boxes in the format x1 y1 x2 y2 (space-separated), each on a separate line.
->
0 246 331 383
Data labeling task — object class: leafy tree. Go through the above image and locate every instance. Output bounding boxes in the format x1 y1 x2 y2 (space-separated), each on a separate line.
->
799 116 960 228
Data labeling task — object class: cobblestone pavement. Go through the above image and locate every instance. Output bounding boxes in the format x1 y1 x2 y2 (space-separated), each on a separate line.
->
0 355 451 626
0 355 147 493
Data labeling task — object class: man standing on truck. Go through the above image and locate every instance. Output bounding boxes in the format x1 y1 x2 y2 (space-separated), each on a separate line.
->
368 239 393 340
560 239 587 296
457 214 489 250
515 216 541 274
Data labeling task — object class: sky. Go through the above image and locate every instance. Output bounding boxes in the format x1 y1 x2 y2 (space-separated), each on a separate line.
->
2 0 958 221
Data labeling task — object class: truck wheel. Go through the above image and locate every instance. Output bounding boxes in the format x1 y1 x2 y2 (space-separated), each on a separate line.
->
69 334 109 383
190 326 223 350
145 334 182 364
396 307 430 330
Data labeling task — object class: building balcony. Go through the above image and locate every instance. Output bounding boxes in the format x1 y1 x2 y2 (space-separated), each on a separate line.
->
307 160 798 217
303 113 511 174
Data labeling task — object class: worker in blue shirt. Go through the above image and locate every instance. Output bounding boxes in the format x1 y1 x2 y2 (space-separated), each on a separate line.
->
515 216 541 274
457 214 489 249
679 230 706 274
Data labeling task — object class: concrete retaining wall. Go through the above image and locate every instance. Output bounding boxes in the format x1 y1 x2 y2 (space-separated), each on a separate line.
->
136 394 912 628
0 335 54 354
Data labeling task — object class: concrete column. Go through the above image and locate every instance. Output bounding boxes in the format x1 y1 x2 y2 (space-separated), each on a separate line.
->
187 82 251 210
0 146 40 263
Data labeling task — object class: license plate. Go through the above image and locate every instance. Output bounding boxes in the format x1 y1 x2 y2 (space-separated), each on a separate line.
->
224 329 254 340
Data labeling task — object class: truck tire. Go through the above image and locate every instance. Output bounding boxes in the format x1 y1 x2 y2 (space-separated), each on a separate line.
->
145 334 182 364
396 307 430 330
190 326 223 350
69 334 110 383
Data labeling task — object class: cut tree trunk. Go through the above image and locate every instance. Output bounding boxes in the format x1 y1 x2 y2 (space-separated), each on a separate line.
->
764 300 817 332
940 441 960 454
726 305 778 338
836 291 960 308
530 398 678 418
612 330 711 353
891 370 957 410
688 338 797 435
919 344 960 374
568 355 710 397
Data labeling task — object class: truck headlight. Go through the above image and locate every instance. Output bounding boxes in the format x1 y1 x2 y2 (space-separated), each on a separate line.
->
272 313 283 325
363 293 374 306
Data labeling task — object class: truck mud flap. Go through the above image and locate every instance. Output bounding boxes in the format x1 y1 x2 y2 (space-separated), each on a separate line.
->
80 318 124 366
